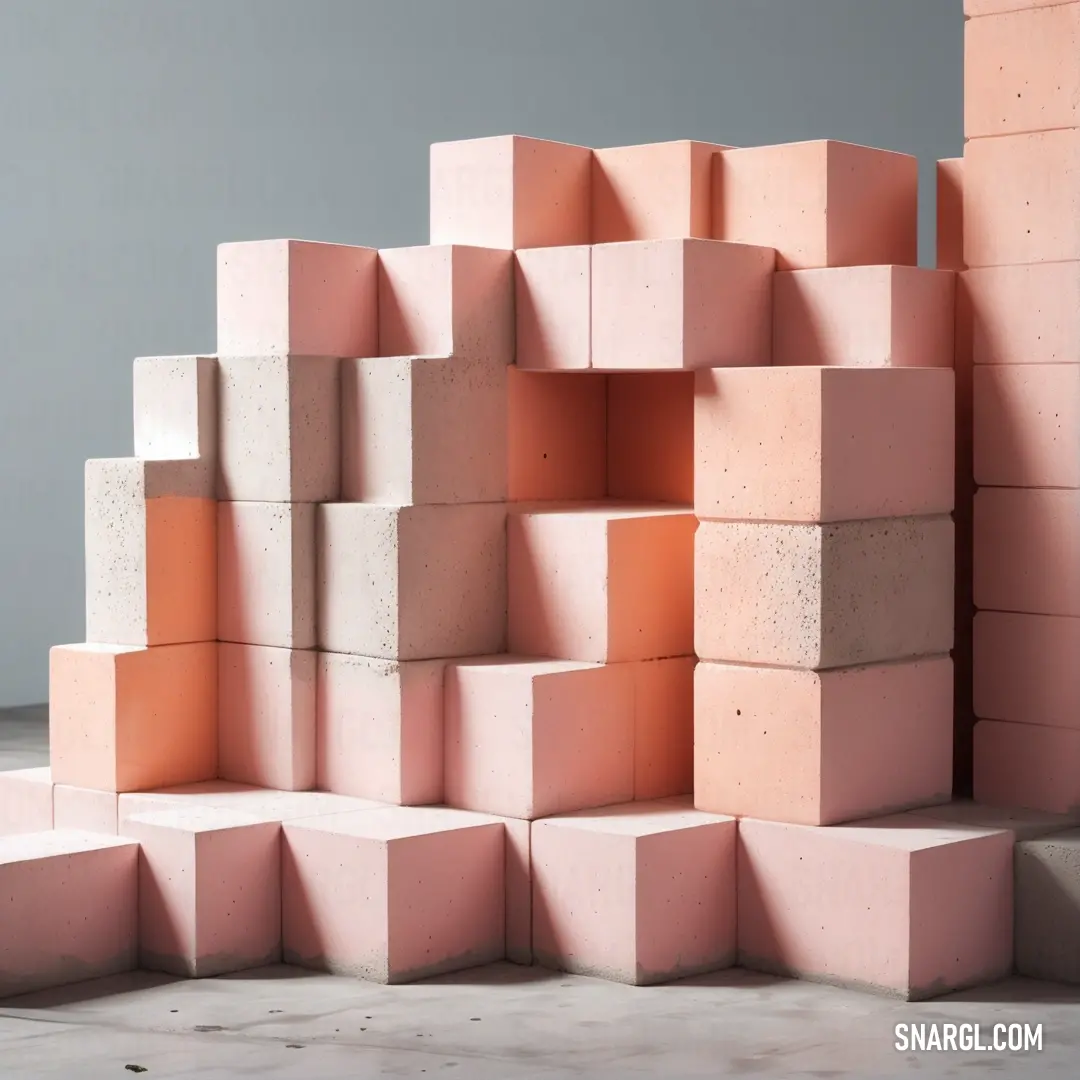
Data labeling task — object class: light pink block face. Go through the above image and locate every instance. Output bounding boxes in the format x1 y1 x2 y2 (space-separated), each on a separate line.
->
591 238 774 370
444 657 635 820
125 807 281 977
217 239 377 357
694 658 953 825
0 768 52 837
514 247 591 370
282 806 506 982
634 658 695 801
695 517 955 668
937 159 965 272
694 367 955 523
532 798 736 985
714 141 918 270
772 266 955 369
430 135 591 250
975 720 1080 814
340 355 508 505
316 653 445 805
508 505 695 664
378 245 513 359
737 816 1013 999
53 785 117 834
0 831 138 997
133 356 217 463
217 502 316 650
317 502 508 660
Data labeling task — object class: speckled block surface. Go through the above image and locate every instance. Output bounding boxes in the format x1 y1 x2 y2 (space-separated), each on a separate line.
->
974 719 1080 814
53 784 117 834
936 158 965 272
133 355 217 468
907 799 1080 842
514 246 591 370
0 767 52 837
1015 828 1080 983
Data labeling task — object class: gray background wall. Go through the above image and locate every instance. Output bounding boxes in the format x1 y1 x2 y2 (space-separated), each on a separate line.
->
0 0 963 706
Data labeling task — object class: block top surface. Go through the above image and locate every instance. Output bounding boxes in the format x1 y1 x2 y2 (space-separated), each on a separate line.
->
124 805 275 834
743 813 1012 852
908 801 1080 840
0 767 51 784
0 829 138 865
52 641 144 659
1017 827 1080 855
537 796 735 836
131 785 386 821
285 805 503 841
509 500 695 520
449 654 606 679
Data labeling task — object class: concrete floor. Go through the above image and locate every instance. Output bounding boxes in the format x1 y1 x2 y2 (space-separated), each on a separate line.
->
1 706 1077 1079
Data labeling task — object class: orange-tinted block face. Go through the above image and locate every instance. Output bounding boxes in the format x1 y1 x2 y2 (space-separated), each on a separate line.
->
937 159 965 272
514 246 591 371
974 720 1080 814
633 658 695 801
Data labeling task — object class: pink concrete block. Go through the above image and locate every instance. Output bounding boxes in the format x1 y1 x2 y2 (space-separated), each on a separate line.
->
0 768 52 837
974 488 1080 616
634 657 695 801
694 367 955 523
531 797 736 984
317 502 507 660
514 246 591 370
133 355 217 468
695 517 955 668
341 354 507 505
694 658 953 826
0 830 139 997
507 370 607 500
125 806 281 976
974 719 1080 814
966 0 1066 13
217 239 377 357
218 643 316 792
217 501 315 650
937 159 965 272
591 140 731 243
430 135 591 250
714 141 918 271
53 785 117 835
503 817 532 965
444 657 635 820
607 373 695 504
378 245 513 360
508 505 695 663
282 805 506 982
216 354 340 503
772 266 955 369
591 238 774 371
49 642 217 794
974 365 1080 488
85 459 216 647
316 652 445 805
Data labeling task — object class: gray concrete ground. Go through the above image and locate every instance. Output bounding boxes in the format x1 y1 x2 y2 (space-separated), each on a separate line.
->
1 705 1076 1079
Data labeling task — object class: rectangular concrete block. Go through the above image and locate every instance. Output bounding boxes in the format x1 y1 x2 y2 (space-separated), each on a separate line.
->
694 658 953 826
0 830 139 997
695 367 955 523
714 140 918 270
133 355 217 467
216 354 340 503
444 657 635 820
508 505 695 663
430 135 592 250
532 797 736 985
908 800 1080 843
341 354 507 505
316 652 445 805
695 517 954 668
975 719 1080 814
937 158 964 272
1015 828 1080 983
591 238 774 370
218 643 316 793
53 784 117 835
377 244 513 360
49 642 217 793
633 657 695 801
217 239 377 357
772 266 955 369
0 768 52 837
738 815 1013 999
282 806 506 982
514 246 591 370
317 502 507 660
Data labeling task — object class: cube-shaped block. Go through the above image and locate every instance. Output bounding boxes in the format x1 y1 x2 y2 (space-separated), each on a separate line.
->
772 266 955 369
85 459 216 647
694 658 953 826
937 158 964 272
0 768 52 837
634 657 695 801
316 653 445 805
1015 829 1080 983
514 246 591 370
341 354 507 505
0 830 138 997
908 800 1080 843
694 367 955 523
738 816 1013 999
532 798 736 985
133 355 217 465
216 354 340 503
444 657 635 820
218 643 316 792
508 505 695 663
591 238 774 370
217 239 377 357
430 135 591 250
714 141 918 271
282 806 506 982
318 502 507 661
377 244 513 360
974 719 1080 814
695 517 954 668
49 642 217 793
217 501 315 649
53 785 117 834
